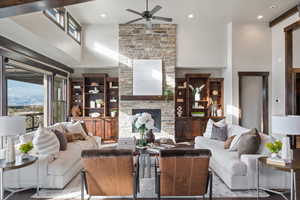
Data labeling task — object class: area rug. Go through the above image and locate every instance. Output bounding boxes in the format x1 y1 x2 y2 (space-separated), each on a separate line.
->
31 174 269 199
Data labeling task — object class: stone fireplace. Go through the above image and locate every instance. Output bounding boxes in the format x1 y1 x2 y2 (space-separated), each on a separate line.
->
118 24 176 139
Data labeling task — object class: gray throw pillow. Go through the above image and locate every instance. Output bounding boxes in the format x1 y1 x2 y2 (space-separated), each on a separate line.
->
53 130 68 151
237 128 261 157
211 124 228 141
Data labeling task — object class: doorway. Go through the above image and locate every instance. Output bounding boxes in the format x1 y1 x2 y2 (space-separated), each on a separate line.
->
238 72 269 134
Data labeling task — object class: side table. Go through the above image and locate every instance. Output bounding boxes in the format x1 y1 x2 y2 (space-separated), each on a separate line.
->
0 156 39 200
257 156 300 200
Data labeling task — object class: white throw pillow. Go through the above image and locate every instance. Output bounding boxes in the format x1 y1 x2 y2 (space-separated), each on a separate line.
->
65 121 88 138
32 127 60 156
228 125 251 151
203 119 226 138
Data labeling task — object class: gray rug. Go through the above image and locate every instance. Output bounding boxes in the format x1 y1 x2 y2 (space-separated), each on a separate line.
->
31 173 269 199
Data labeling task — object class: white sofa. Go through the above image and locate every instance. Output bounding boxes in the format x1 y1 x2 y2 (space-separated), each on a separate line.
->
195 124 290 190
4 122 100 189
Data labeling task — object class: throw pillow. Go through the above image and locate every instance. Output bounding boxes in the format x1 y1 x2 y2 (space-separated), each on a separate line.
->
49 124 66 134
203 119 226 138
65 121 88 138
224 135 236 149
237 129 261 157
32 127 60 156
53 130 68 151
65 132 86 142
211 124 228 141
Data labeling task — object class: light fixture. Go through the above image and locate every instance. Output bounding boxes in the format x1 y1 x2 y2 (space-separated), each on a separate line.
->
298 3 300 17
100 13 107 18
188 13 195 19
257 15 264 20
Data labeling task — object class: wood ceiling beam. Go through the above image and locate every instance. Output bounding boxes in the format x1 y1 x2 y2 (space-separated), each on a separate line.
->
269 6 299 28
0 0 94 18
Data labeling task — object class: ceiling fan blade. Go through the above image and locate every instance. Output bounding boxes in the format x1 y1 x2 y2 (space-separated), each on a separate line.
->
126 9 144 17
125 18 144 24
152 16 173 22
149 5 162 15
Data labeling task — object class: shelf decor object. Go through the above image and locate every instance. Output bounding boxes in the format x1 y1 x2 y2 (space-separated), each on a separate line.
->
0 116 26 163
272 115 300 163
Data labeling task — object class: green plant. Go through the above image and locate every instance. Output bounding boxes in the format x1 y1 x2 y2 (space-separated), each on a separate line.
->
265 140 282 154
163 89 173 101
19 142 33 154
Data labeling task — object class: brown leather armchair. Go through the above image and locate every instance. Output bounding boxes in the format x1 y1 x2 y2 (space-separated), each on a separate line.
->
81 149 139 200
155 149 213 200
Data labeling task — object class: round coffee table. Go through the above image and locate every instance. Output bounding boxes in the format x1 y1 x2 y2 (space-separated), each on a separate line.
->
0 156 39 200
257 156 300 200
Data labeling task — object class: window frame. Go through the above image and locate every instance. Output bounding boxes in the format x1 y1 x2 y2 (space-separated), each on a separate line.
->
43 7 66 31
67 12 82 45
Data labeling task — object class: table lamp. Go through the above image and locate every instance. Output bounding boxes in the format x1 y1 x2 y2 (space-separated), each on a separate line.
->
272 115 300 163
0 116 26 163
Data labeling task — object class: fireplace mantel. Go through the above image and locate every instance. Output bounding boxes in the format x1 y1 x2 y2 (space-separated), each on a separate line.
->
121 95 173 101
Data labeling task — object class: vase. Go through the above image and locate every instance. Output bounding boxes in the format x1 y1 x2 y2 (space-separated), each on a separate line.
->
145 130 155 144
139 130 147 147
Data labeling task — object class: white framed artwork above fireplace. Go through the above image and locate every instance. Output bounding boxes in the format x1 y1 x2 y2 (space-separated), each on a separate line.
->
133 59 162 96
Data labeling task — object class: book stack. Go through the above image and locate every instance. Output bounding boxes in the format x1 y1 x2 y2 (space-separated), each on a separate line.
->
117 137 136 151
266 157 286 167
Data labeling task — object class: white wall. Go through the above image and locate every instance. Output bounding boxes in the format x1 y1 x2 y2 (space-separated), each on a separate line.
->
77 24 119 68
223 22 272 126
9 12 82 66
177 22 227 68
78 22 228 69
271 13 300 116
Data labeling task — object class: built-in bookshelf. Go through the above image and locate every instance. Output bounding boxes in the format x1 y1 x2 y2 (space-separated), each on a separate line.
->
175 74 225 141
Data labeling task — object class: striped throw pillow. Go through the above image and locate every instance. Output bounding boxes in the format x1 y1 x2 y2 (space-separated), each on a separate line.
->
33 127 60 156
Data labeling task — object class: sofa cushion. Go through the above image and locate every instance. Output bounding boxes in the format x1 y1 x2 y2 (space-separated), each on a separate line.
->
195 136 247 176
48 143 81 176
203 119 226 138
238 129 261 157
211 124 228 141
73 136 98 150
224 135 236 149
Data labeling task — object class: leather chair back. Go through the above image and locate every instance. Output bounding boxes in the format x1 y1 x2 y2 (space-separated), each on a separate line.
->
159 149 211 196
81 149 134 196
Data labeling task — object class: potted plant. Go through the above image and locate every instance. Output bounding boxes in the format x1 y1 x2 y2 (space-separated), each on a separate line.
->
19 142 33 160
265 140 282 158
111 109 118 118
163 89 173 101
132 113 155 146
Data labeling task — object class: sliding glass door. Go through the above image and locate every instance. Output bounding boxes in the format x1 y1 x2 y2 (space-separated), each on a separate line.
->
5 64 45 132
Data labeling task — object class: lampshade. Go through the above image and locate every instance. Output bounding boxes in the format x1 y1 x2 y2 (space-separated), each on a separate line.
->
272 115 300 135
0 116 26 136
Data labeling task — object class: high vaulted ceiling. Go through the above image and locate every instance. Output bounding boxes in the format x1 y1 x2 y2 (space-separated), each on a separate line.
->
67 0 299 25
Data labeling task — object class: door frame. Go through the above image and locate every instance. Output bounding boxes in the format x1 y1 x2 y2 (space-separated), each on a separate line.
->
285 20 300 115
238 72 270 134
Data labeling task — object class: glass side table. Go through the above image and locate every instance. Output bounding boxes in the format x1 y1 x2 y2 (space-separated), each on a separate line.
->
0 156 39 200
257 156 300 200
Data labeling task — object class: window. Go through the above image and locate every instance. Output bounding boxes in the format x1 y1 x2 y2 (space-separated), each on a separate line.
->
67 13 82 44
5 65 45 132
53 76 67 123
44 8 65 30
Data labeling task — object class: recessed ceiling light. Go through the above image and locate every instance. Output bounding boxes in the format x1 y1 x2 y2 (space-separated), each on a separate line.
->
100 13 107 18
257 15 264 20
188 13 195 19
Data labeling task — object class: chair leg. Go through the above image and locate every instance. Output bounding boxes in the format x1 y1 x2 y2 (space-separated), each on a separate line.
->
80 171 85 200
157 172 161 200
209 172 213 200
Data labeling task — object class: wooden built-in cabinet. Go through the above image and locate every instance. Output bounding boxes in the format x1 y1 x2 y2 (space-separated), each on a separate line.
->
69 74 119 141
175 74 225 142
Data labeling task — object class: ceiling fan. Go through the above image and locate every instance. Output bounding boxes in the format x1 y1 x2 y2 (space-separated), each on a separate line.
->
125 0 173 25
